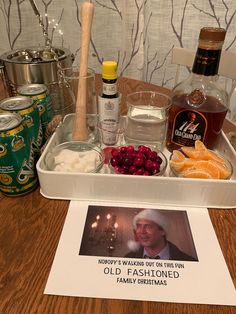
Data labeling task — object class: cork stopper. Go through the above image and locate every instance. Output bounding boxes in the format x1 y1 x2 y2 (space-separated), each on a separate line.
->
199 27 226 42
102 61 117 80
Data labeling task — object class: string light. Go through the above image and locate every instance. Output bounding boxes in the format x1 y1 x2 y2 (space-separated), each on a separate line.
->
43 13 64 38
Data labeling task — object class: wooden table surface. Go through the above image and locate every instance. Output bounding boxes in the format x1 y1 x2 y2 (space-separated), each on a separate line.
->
0 77 236 314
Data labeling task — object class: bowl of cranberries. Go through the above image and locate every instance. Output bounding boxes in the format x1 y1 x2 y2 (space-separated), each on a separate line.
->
108 145 167 176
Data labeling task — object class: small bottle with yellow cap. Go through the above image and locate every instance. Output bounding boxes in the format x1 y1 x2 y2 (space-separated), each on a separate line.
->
98 61 121 145
101 60 119 98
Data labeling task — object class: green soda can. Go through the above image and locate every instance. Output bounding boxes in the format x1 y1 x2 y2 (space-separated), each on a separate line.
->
17 84 53 136
0 112 38 196
0 96 43 157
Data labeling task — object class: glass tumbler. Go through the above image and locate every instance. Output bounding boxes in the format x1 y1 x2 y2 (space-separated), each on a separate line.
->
125 91 171 150
58 66 98 143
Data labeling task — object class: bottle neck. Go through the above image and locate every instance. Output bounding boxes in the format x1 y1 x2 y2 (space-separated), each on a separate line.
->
192 40 224 76
102 78 118 98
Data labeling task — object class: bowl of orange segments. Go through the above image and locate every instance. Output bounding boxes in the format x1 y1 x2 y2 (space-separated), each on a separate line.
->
169 140 233 179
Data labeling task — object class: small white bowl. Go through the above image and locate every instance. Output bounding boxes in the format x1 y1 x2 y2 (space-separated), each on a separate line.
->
45 141 104 173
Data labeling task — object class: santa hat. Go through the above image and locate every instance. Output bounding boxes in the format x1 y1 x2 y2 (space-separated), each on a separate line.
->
127 209 169 252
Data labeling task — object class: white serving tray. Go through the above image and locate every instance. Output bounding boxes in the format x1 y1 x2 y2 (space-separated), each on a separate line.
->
37 115 236 209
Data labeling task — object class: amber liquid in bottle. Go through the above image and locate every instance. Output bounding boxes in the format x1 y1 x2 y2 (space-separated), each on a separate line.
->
166 28 228 152
166 94 227 150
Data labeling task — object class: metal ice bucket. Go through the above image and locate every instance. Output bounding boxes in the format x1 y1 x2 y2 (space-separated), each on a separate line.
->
0 46 74 116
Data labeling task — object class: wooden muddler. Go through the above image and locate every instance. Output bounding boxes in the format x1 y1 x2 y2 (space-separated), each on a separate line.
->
72 2 94 141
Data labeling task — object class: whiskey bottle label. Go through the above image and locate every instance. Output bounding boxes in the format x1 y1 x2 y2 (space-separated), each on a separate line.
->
171 110 207 147
192 48 221 76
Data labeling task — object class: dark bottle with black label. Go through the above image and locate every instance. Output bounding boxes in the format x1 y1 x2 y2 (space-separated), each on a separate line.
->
166 27 228 152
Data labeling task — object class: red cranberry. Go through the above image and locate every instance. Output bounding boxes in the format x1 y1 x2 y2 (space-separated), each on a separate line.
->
118 166 126 174
152 163 160 175
129 165 137 174
133 157 144 167
138 145 147 154
140 145 151 153
144 146 152 154
147 151 158 161
136 152 145 159
111 148 120 157
122 165 130 173
130 151 138 159
110 157 119 167
120 146 127 154
123 156 133 166
152 161 161 169
144 159 153 171
126 145 135 153
136 168 145 175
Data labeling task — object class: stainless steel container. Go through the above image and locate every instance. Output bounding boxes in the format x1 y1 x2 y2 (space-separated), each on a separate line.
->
0 46 74 116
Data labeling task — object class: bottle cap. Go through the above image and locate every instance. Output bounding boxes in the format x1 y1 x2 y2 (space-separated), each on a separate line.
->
199 27 226 42
102 61 117 80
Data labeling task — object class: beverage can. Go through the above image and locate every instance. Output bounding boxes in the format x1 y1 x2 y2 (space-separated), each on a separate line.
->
0 96 43 156
0 112 38 196
17 84 53 134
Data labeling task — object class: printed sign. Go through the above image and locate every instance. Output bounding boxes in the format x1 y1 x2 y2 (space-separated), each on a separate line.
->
45 201 236 306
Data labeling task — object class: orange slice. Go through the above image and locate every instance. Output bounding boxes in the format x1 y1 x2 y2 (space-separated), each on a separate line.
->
180 160 220 179
171 150 185 161
181 146 206 159
170 157 198 173
195 140 207 151
204 150 225 164
169 160 185 172
194 160 220 179
210 160 231 179
182 158 197 169
181 168 213 179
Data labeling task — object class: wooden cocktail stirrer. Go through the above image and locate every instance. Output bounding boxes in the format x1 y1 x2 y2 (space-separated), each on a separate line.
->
72 2 94 141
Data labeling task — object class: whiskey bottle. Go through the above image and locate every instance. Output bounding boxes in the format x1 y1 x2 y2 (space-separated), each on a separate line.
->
166 27 228 152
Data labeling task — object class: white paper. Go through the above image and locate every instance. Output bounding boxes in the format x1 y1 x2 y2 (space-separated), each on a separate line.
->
44 201 236 305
